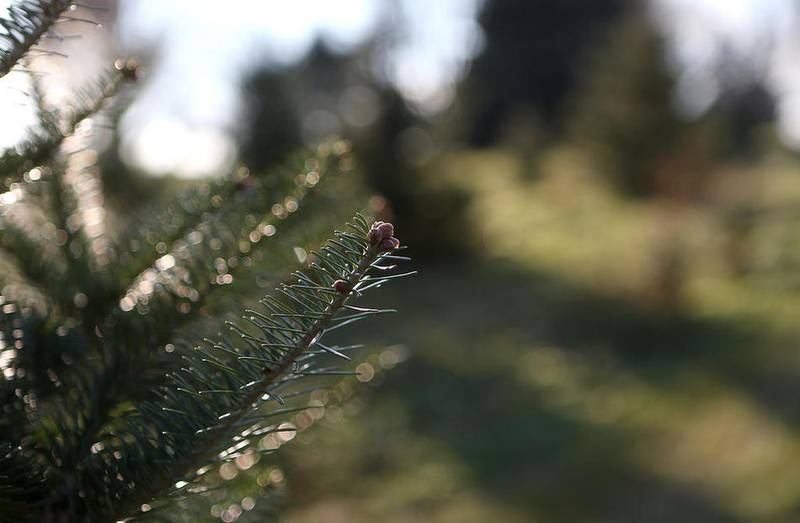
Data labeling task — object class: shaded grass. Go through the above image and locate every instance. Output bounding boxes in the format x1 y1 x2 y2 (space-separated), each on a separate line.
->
276 149 800 522
276 262 800 522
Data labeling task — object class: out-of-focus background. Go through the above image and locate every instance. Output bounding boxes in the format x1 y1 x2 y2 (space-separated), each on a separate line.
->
7 0 800 521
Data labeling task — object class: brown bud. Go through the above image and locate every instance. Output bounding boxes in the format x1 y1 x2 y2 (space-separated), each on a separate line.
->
369 220 396 245
377 222 394 239
368 227 383 244
332 279 350 294
115 57 140 81
379 237 400 252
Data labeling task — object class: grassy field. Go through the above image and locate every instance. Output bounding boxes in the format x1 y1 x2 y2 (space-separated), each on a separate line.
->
272 148 800 522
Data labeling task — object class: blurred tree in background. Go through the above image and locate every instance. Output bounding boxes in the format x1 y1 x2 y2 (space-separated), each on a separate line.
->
457 0 627 146
237 68 299 173
566 7 688 196
239 40 471 258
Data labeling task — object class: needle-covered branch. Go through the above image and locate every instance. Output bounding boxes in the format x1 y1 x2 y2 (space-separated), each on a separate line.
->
0 199 66 296
65 216 409 521
0 0 73 79
0 441 50 522
1 65 130 190
113 143 348 301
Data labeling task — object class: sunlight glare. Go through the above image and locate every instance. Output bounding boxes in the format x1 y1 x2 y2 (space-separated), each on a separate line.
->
120 118 236 178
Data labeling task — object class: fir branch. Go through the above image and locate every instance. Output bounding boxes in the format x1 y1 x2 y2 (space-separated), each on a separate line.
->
64 216 407 521
0 441 49 522
0 198 67 299
27 64 59 134
33 147 354 496
111 143 351 343
111 177 240 287
46 164 86 308
112 143 341 290
0 0 73 79
0 66 127 189
0 66 132 315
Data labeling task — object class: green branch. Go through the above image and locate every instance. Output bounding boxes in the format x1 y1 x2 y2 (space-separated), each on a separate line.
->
0 210 66 300
32 147 352 505
63 216 408 521
0 0 73 79
1 67 127 189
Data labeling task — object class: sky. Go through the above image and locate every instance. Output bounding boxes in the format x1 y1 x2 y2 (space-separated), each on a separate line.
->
0 0 799 176
653 0 800 145
113 0 484 176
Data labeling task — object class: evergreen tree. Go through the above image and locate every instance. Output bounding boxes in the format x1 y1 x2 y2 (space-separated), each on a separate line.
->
565 8 685 196
458 0 626 146
239 40 471 258
0 2 411 521
566 6 776 197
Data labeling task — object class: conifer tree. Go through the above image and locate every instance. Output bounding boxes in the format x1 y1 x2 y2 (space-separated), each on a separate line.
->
565 7 684 196
0 2 411 521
